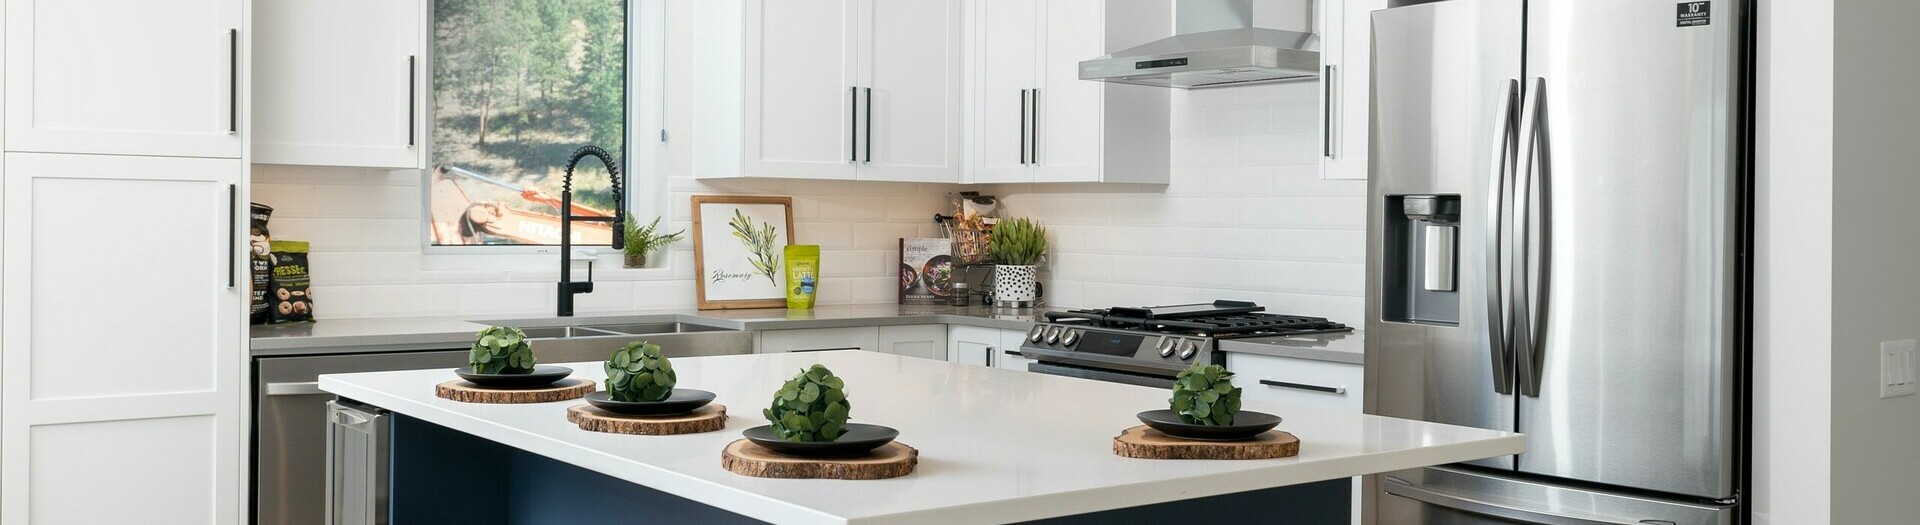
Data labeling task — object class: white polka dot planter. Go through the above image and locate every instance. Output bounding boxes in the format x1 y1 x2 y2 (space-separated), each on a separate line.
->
994 265 1039 308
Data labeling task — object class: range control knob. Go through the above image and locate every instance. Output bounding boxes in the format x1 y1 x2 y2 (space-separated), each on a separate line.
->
1061 329 1081 347
1176 341 1200 360
1028 325 1047 343
1044 327 1063 345
1156 337 1177 357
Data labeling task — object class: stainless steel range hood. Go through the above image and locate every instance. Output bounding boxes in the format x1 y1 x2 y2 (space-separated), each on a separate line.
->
1080 0 1321 89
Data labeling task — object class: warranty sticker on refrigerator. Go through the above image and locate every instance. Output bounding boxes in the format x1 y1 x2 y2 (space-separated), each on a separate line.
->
1676 1 1711 26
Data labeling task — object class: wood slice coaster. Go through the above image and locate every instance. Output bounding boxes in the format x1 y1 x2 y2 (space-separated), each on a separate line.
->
720 439 918 480
566 404 729 435
1112 425 1300 460
434 379 595 404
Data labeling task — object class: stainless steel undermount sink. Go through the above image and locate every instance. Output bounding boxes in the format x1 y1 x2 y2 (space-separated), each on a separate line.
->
497 320 750 358
578 322 731 335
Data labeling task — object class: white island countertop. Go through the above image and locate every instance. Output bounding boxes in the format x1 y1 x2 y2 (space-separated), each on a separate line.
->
320 351 1522 525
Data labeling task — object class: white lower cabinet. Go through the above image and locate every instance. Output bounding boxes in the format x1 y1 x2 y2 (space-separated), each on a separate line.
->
758 324 949 361
1227 351 1364 524
949 325 1036 370
757 327 881 353
878 324 949 361
1 153 246 524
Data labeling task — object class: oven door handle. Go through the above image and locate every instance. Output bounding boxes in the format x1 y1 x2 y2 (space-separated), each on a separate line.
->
1027 362 1172 388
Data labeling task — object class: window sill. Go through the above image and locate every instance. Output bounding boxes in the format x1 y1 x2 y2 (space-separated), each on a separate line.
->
417 249 691 284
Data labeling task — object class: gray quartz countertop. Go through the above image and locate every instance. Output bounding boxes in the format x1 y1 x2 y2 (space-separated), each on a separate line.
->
251 304 1058 356
1217 330 1366 365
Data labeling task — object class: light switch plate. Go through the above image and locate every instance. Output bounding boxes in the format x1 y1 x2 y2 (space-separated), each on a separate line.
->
1880 339 1917 399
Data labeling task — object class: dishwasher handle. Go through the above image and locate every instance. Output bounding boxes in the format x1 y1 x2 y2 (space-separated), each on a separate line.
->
266 381 328 396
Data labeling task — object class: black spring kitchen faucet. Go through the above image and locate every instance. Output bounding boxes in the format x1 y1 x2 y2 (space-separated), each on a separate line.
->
557 145 625 317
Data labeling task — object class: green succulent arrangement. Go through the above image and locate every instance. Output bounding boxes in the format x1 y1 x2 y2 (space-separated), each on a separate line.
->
622 217 685 263
468 326 535 374
988 217 1048 266
1170 363 1243 426
604 341 676 402
763 364 851 442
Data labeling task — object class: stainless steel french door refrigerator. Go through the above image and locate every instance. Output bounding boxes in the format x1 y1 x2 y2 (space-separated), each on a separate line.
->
1363 0 1750 523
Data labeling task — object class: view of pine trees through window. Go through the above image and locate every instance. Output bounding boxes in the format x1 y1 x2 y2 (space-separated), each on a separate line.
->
427 0 627 246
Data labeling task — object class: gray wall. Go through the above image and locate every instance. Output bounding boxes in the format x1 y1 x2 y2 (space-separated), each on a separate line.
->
1832 1 1920 523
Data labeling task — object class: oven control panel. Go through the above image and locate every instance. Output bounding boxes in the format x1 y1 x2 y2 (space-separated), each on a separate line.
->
1021 324 1214 367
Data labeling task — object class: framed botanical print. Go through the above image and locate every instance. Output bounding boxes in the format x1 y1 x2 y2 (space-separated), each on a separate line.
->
691 195 795 309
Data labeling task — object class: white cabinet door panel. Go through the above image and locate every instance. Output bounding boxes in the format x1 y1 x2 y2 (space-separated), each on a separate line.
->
2 153 243 525
949 325 1000 367
1033 0 1104 183
878 324 949 361
4 0 243 158
743 0 859 179
254 0 425 168
996 328 1037 371
1229 353 1364 414
968 0 1038 183
858 0 963 182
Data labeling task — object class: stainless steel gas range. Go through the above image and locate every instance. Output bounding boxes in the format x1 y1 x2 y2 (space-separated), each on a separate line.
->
1019 301 1350 388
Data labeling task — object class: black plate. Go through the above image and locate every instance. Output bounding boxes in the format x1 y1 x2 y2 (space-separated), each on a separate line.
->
1137 409 1282 442
742 423 898 458
583 389 717 416
454 365 572 389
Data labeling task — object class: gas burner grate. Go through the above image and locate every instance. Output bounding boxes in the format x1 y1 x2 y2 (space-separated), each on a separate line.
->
1044 301 1350 339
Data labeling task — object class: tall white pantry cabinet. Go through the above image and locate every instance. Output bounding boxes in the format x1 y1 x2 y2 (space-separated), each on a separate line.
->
2 0 250 523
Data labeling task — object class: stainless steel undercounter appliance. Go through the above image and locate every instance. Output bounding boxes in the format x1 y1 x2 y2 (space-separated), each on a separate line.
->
1020 301 1349 387
1365 0 1752 524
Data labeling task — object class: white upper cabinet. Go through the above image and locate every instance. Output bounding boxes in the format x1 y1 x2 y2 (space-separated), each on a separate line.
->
696 0 961 183
1320 0 1385 180
858 0 964 182
965 0 1172 184
253 0 427 168
4 0 244 158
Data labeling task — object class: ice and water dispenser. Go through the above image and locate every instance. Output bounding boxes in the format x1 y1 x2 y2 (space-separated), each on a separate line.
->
1382 195 1460 326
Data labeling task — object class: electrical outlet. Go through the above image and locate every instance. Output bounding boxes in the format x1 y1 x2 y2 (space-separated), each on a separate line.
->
1881 339 1917 399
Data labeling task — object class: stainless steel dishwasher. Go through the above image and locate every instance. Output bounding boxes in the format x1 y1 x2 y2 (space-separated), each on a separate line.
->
254 325 751 525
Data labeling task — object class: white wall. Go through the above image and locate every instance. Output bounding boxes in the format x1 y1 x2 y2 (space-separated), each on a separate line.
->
992 81 1366 325
1831 1 1920 523
1752 0 1833 523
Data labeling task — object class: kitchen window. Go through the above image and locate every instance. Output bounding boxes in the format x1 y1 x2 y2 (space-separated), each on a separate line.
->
426 0 631 248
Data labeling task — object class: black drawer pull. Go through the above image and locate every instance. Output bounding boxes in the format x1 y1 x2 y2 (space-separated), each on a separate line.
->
1258 379 1346 395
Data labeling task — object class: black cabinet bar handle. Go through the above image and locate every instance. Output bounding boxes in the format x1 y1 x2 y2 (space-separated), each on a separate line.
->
1002 349 1023 356
849 86 858 162
1019 89 1028 164
1322 65 1335 158
227 184 237 289
863 87 873 163
1258 379 1346 394
229 29 239 134
1030 89 1039 164
407 55 417 146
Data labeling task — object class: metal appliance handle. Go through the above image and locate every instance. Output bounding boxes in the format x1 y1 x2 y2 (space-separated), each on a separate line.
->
1513 77 1548 397
266 381 328 396
849 87 859 162
1323 64 1336 158
863 87 873 163
407 55 416 146
1258 379 1346 395
1028 362 1172 389
1019 89 1029 164
229 29 239 134
1383 477 1622 525
1485 79 1519 395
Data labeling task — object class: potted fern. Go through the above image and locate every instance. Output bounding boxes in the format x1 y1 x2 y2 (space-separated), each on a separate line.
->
987 217 1047 308
622 217 685 268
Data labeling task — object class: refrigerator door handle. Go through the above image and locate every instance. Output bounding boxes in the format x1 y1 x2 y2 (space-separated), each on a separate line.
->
1383 476 1621 525
1486 79 1519 395
1514 77 1549 397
